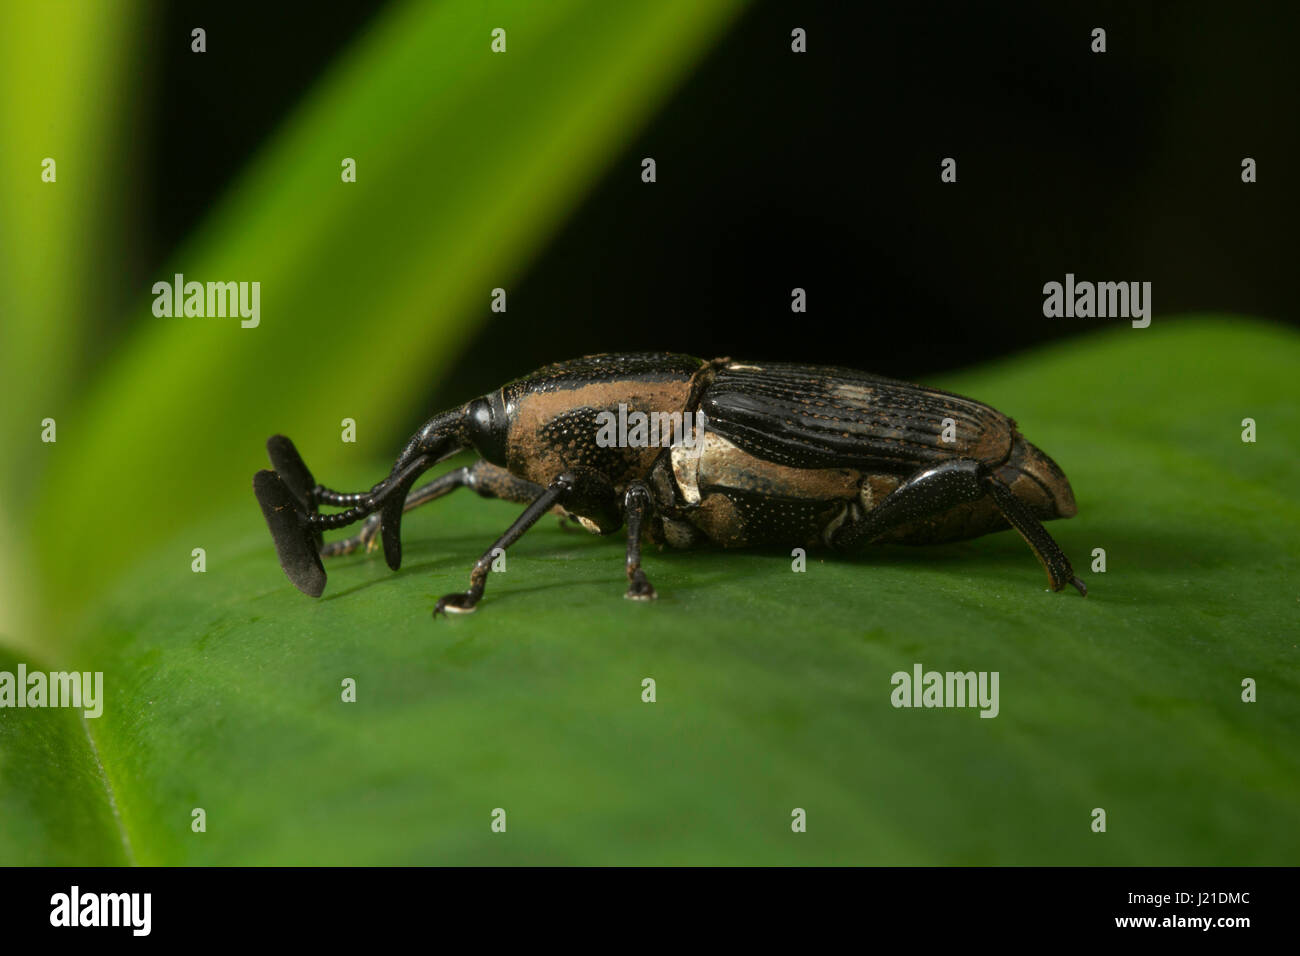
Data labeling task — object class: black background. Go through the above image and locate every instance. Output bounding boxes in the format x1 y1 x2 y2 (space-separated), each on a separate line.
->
145 0 1299 436
9 865 1276 942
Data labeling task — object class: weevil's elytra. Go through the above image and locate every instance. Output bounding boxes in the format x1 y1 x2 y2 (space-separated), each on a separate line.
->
253 352 1087 615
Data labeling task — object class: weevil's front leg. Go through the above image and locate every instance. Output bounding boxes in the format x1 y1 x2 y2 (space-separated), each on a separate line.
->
623 481 657 601
434 473 579 615
830 458 1086 595
321 461 544 558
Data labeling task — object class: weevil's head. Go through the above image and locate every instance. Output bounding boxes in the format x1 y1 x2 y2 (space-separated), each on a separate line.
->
995 434 1078 520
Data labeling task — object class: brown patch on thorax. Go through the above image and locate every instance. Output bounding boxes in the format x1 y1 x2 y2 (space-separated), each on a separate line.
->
506 379 695 485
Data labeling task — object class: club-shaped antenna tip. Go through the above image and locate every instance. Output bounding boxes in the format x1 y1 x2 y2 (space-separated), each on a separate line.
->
254 469 327 598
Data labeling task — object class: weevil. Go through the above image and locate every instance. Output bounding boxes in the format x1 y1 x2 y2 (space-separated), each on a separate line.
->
254 352 1086 614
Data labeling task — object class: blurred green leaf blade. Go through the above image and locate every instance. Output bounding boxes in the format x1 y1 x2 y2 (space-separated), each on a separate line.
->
29 0 747 636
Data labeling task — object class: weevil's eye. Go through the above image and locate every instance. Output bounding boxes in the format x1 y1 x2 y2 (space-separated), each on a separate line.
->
467 395 509 466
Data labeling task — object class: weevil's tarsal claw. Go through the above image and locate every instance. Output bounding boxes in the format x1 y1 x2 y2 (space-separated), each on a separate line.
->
625 569 657 601
434 591 479 615
254 469 327 597
1071 576 1088 597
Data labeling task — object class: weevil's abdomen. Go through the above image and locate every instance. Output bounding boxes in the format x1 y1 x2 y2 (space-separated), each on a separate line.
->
663 425 862 548
994 436 1077 521
698 362 1015 474
649 364 854 549
657 360 1056 550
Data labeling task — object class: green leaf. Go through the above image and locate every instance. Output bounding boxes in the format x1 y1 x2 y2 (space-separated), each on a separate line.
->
4 316 1295 864
0 0 145 643
0 647 130 865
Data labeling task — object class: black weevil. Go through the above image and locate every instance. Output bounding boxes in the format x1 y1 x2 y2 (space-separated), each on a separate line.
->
254 352 1086 614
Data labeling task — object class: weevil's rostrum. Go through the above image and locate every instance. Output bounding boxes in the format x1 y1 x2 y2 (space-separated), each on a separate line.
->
254 352 1085 615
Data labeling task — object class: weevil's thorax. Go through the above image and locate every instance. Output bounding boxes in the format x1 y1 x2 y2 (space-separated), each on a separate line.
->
492 353 710 489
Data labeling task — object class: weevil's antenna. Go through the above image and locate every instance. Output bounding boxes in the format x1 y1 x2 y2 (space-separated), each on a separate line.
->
259 410 468 591
267 434 397 509
266 435 315 509
266 435 322 549
257 449 439 595
254 469 327 597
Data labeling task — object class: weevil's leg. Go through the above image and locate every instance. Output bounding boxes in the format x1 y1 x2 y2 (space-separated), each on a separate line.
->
434 473 578 616
623 481 657 601
321 461 544 558
981 473 1086 595
829 459 1085 595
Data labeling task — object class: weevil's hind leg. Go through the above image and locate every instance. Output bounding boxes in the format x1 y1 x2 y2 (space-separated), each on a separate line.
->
830 458 1085 595
623 481 657 601
434 473 578 616
320 461 544 558
981 474 1086 595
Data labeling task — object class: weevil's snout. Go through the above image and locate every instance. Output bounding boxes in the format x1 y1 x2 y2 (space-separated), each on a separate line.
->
996 437 1077 520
